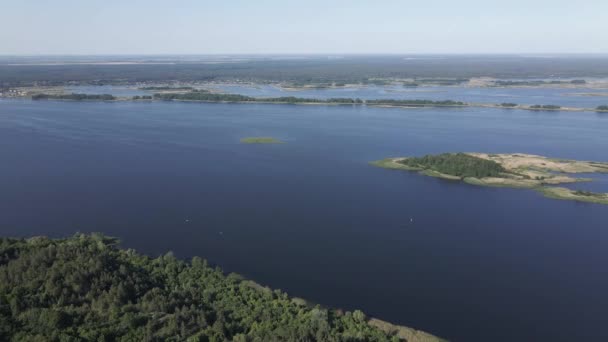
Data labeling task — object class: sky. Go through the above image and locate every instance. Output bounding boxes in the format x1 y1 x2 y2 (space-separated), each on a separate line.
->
1 0 607 55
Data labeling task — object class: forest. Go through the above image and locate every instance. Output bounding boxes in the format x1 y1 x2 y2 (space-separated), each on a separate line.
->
0 234 436 342
366 99 465 107
399 153 506 178
31 93 116 101
3 55 608 87
529 105 561 110
154 91 461 107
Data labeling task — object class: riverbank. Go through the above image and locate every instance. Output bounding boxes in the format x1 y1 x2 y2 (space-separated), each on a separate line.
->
372 153 608 205
0 234 446 342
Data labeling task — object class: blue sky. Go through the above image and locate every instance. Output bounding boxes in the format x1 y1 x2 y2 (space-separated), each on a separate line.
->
1 0 607 54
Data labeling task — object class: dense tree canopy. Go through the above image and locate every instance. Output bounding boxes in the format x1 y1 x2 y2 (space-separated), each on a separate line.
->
32 93 116 101
366 99 465 107
399 153 506 178
0 234 439 342
529 104 561 110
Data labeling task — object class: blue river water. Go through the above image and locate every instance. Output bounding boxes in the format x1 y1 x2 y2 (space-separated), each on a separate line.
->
211 83 608 108
65 83 608 108
0 99 607 341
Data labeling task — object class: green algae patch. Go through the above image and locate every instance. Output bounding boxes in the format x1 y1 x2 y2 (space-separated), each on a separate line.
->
240 137 283 144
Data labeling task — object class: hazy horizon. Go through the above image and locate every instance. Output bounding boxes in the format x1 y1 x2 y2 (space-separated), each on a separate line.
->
2 0 607 55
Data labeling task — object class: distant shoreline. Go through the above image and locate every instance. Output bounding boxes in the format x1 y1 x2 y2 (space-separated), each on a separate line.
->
24 95 608 114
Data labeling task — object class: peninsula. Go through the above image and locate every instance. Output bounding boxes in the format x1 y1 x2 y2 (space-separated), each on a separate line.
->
0 234 445 342
372 153 608 205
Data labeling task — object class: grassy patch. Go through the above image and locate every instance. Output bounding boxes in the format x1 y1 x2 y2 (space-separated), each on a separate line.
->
537 187 608 205
240 137 283 144
370 158 420 171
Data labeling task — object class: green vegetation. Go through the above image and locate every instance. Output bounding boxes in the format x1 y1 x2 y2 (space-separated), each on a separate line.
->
155 91 365 105
413 78 469 85
139 86 194 91
240 137 283 144
2 56 607 88
154 91 254 102
373 153 608 205
573 190 605 198
260 96 329 104
23 89 597 113
369 159 420 171
493 80 585 87
155 91 464 107
32 93 116 101
366 99 465 107
530 104 561 110
538 187 608 205
398 153 506 178
0 234 444 342
362 79 391 86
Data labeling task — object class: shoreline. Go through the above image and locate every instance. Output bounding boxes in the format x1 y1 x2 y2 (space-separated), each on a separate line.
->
22 96 608 114
371 154 608 205
1 233 446 342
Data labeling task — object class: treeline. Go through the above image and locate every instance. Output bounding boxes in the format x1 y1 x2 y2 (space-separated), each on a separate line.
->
597 105 608 111
493 79 586 86
139 86 194 91
32 93 116 101
260 97 363 104
0 234 437 342
530 104 561 110
154 91 365 104
154 91 466 107
367 99 465 107
5 56 608 87
413 78 469 85
573 190 606 198
154 91 256 102
399 153 506 178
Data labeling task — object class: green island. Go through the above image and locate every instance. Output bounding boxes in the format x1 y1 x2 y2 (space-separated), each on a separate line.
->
240 137 283 144
139 86 195 91
0 234 445 342
372 153 608 205
529 104 561 110
492 79 586 87
32 93 116 101
27 89 606 113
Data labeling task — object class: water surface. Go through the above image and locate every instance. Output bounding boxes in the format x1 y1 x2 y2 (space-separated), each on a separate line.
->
0 99 607 342
213 83 608 108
